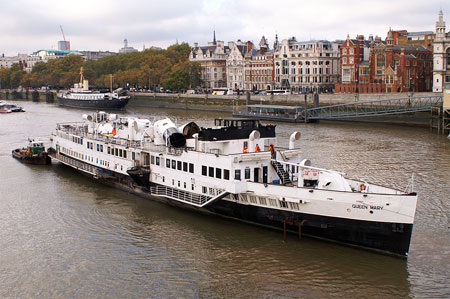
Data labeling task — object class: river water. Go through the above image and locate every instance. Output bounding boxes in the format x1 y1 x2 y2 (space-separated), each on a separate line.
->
0 101 449 298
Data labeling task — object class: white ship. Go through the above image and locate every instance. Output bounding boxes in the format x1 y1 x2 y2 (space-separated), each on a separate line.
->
49 112 418 257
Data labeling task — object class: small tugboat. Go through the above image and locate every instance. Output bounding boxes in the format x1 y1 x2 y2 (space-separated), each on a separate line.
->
57 68 130 110
12 139 51 165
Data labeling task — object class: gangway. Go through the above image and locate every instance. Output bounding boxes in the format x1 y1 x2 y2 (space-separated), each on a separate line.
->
306 95 443 120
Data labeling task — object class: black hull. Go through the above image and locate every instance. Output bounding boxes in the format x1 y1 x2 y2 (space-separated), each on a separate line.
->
206 200 413 257
12 149 51 165
57 96 129 110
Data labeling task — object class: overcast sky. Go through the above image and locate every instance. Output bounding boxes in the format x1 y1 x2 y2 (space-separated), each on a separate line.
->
0 0 448 56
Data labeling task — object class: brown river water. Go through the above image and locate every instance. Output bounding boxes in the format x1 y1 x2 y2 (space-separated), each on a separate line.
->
0 101 449 298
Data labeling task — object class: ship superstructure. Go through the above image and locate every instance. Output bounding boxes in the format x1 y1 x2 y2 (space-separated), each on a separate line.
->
50 112 418 257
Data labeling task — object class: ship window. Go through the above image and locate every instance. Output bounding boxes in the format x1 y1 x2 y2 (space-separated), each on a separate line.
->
183 162 188 172
224 169 230 180
115 148 118 156
289 202 299 210
189 163 194 173
86 142 89 149
235 169 241 180
172 179 175 185
249 196 257 204
124 151 127 159
172 160 176 169
216 168 222 179
132 152 135 161
209 167 214 177
202 165 207 175
177 161 182 170
178 181 180 187
191 184 194 191
184 182 186 189
119 149 123 157
151 155 154 164
202 186 207 194
97 144 99 151
279 199 288 208
245 167 250 179
156 157 160 166
162 176 165 182
259 197 267 205
269 198 278 207
166 159 171 168
107 147 110 154
101 145 104 152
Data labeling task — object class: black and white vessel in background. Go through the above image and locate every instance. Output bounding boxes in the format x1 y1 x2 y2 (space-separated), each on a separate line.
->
57 68 130 110
49 112 418 257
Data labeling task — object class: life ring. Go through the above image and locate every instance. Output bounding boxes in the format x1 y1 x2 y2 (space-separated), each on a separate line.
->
304 169 310 176
360 183 366 191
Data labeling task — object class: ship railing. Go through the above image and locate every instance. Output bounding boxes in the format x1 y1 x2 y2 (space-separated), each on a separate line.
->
149 185 226 207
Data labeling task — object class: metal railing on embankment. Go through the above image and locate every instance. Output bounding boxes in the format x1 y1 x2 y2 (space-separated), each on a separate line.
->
306 95 443 120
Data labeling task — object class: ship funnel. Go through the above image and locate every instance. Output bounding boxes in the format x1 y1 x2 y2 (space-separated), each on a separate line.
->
154 118 186 148
289 131 301 149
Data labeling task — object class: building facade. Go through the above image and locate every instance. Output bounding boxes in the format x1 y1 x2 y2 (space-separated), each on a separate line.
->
244 36 274 91
189 34 230 89
336 30 433 94
433 10 450 92
226 40 249 91
273 37 340 93
391 30 435 52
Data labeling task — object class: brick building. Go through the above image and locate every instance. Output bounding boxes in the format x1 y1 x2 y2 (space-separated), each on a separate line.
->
335 30 433 94
391 30 435 52
244 36 275 91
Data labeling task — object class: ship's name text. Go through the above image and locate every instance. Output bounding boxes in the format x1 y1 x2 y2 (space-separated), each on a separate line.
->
352 204 384 210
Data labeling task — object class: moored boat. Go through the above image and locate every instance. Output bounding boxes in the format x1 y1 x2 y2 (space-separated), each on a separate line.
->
57 68 130 110
0 101 25 113
49 112 418 257
12 139 51 165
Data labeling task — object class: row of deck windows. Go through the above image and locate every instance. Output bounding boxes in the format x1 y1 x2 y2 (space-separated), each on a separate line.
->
107 146 127 159
150 155 194 173
60 146 109 168
72 136 83 145
201 165 230 180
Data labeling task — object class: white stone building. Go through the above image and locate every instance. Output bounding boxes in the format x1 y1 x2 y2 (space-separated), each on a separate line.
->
274 37 341 93
433 10 450 92
226 40 249 91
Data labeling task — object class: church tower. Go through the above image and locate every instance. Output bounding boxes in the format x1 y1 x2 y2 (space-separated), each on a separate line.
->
433 10 447 92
